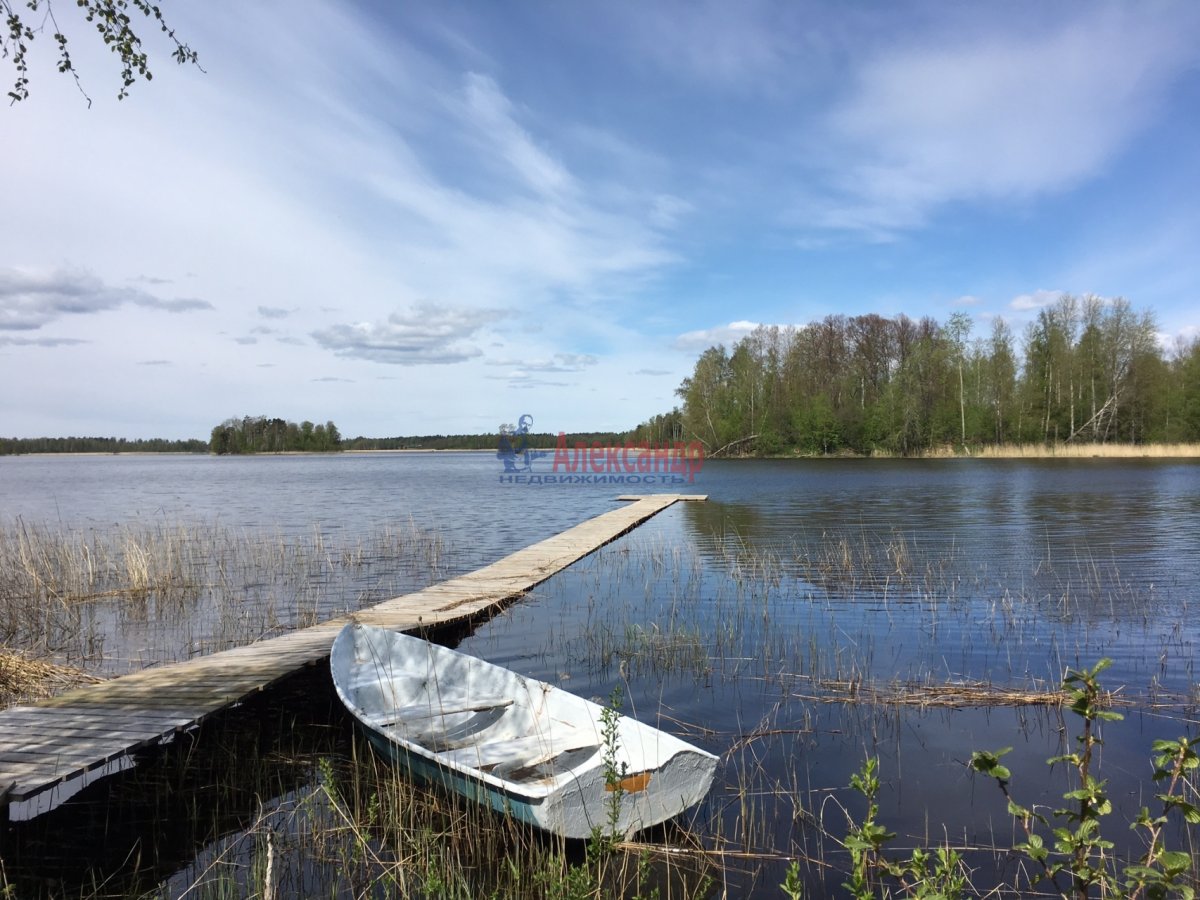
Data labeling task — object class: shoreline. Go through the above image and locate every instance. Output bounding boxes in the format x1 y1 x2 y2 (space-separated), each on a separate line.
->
0 448 499 459
6 442 1200 460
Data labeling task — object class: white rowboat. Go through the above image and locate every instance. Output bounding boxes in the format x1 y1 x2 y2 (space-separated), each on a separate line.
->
331 623 718 839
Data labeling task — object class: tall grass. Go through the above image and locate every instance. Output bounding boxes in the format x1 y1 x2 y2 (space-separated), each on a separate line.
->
0 519 450 685
870 442 1200 459
973 441 1200 458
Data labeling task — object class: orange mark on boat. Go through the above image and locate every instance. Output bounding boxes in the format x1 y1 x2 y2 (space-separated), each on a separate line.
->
606 772 651 794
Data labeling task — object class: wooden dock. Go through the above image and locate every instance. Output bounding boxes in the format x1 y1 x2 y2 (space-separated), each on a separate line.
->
0 494 705 811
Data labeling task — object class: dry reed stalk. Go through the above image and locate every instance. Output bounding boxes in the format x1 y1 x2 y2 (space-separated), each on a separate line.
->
974 442 1200 459
0 650 104 706
796 676 1124 709
866 442 1200 459
0 519 450 674
122 535 153 597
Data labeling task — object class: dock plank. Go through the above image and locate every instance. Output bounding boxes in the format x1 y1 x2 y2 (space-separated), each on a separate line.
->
0 494 700 805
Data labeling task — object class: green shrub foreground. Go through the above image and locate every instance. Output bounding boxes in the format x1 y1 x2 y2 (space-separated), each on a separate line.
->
787 659 1199 899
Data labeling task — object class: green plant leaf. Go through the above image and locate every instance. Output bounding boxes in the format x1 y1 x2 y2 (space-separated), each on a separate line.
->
1160 850 1191 875
1006 798 1030 818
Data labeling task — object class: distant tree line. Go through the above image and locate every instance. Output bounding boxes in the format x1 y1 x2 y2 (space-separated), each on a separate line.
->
649 295 1200 456
3 428 636 456
209 416 342 454
0 436 208 455
342 431 631 451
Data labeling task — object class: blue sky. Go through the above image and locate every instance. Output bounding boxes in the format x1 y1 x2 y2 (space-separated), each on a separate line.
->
2 1 1199 439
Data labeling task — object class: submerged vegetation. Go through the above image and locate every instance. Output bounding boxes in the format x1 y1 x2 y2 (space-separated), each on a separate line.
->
970 660 1200 900
640 294 1200 456
817 662 1200 900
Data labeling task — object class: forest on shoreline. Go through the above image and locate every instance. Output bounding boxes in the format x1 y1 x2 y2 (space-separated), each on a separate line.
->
0 428 633 456
629 294 1200 456
0 436 209 455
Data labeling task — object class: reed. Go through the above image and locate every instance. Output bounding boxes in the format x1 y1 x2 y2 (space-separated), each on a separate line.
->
864 442 1200 458
790 674 1088 709
0 650 103 706
974 441 1200 458
156 739 716 900
0 518 451 692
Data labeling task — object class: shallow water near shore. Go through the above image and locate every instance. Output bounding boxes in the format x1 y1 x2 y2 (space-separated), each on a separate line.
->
2 452 1198 896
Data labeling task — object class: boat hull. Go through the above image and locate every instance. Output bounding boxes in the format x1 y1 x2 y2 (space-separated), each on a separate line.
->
331 623 718 839
360 728 546 829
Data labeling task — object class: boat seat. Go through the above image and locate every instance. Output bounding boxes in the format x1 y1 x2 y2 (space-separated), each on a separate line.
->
379 697 513 727
498 745 601 783
436 731 597 774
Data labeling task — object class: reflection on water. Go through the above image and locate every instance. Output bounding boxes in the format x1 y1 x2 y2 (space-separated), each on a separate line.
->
3 666 350 898
2 455 1199 896
0 452 636 564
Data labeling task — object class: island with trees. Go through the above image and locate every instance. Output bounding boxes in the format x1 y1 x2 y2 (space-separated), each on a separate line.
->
208 416 343 454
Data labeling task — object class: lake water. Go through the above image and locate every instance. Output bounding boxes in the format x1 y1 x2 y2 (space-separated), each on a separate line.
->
2 452 1199 896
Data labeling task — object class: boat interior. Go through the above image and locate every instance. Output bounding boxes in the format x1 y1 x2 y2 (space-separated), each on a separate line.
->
374 692 602 784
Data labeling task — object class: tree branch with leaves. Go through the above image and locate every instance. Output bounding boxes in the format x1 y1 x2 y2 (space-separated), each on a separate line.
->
3 0 199 105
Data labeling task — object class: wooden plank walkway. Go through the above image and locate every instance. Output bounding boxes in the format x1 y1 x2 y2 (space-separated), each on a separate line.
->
0 494 705 809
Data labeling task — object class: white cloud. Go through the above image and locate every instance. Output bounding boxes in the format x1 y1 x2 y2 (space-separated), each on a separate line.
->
461 73 573 198
311 305 505 365
673 320 761 351
1173 325 1200 349
814 8 1200 234
508 377 571 390
487 353 598 373
488 352 601 390
0 266 214 331
1010 289 1066 311
0 335 89 347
